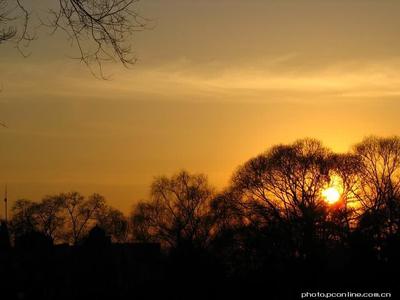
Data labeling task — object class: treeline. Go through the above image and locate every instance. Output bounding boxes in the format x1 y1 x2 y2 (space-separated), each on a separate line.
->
130 136 400 283
8 192 128 245
2 136 400 296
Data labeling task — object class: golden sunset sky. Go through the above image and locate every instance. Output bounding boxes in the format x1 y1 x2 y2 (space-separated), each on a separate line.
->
1 0 400 212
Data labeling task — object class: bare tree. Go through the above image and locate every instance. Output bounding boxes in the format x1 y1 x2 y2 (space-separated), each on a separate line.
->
209 188 246 235
232 139 332 223
60 191 105 245
10 198 66 241
10 196 66 242
10 191 129 245
95 205 129 242
229 139 351 260
327 153 362 236
10 199 38 235
0 0 16 44
353 137 400 209
353 136 400 238
34 195 65 241
0 0 148 76
131 171 215 250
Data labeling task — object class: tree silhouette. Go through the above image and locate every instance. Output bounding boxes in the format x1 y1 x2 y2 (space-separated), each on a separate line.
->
231 139 334 250
59 192 105 245
0 0 147 75
0 0 16 44
131 170 215 251
10 199 38 236
9 191 126 245
354 136 400 217
33 195 65 241
218 138 360 275
2 136 400 299
352 136 400 261
95 205 129 242
232 139 331 221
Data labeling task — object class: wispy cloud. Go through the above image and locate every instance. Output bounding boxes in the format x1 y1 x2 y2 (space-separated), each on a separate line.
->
3 55 400 104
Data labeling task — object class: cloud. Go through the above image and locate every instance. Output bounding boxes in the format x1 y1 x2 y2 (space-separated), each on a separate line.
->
112 56 400 101
3 53 400 106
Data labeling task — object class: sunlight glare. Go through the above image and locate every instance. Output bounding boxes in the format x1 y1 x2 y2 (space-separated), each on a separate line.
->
322 187 341 205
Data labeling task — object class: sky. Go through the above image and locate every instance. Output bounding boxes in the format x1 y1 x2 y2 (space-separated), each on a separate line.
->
1 0 400 213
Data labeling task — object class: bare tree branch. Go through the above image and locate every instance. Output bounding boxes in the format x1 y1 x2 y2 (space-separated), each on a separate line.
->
0 0 149 77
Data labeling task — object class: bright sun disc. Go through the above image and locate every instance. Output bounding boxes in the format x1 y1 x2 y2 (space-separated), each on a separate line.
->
322 187 341 204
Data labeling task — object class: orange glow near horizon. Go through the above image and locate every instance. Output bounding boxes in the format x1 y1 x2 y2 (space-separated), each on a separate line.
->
2 1 400 213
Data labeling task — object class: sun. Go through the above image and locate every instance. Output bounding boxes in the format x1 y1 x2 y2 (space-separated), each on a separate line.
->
322 187 341 205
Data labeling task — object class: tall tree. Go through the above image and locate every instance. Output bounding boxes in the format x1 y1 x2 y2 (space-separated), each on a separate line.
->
326 153 361 239
95 206 129 242
34 195 65 241
229 139 344 261
131 171 215 250
353 136 400 242
232 139 331 221
60 191 106 245
10 199 38 236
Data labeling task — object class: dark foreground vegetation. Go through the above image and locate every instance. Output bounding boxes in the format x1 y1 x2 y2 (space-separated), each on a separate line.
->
1 136 400 299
